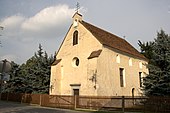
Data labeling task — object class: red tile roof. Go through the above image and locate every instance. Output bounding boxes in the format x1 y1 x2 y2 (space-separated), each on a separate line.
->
88 49 102 59
81 21 147 60
51 59 61 66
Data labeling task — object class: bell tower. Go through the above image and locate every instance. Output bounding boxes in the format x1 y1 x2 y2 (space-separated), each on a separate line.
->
72 2 82 28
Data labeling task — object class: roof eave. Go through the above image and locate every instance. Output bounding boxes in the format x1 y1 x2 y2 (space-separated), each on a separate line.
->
103 44 148 61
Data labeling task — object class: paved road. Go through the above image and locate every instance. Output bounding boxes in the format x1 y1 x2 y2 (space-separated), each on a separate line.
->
0 101 89 113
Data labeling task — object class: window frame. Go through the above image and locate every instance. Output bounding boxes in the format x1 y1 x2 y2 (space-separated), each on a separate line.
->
119 68 125 87
139 72 142 87
72 57 80 67
73 30 78 46
116 54 120 63
129 58 132 66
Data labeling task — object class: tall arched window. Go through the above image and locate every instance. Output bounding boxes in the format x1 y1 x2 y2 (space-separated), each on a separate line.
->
129 58 132 66
73 30 78 46
116 54 120 63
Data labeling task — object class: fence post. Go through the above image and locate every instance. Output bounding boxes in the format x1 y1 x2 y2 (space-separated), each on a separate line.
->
122 96 125 113
40 94 42 106
74 95 77 109
21 93 23 103
7 92 9 101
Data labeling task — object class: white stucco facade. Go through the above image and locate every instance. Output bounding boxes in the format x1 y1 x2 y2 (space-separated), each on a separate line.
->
50 13 148 96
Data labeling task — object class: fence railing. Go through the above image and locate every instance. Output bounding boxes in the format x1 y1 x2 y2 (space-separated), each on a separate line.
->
1 93 170 113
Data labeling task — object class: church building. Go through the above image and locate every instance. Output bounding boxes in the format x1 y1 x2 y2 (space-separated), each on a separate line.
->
50 12 148 96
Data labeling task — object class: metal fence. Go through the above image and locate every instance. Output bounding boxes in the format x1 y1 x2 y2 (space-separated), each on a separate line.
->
1 93 170 113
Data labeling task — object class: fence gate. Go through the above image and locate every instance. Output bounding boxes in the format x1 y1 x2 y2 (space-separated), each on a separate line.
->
41 95 75 109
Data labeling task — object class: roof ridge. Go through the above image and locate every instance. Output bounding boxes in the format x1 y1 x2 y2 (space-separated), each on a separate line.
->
82 21 124 41
81 21 147 60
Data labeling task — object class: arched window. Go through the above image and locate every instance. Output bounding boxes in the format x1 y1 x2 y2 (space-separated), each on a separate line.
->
116 54 120 63
73 30 78 45
132 88 135 105
129 58 132 66
139 61 142 69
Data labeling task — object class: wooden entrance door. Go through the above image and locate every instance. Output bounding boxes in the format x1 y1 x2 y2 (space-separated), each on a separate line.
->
73 89 79 107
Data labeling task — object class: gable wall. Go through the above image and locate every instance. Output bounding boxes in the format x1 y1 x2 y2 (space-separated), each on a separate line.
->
52 22 102 95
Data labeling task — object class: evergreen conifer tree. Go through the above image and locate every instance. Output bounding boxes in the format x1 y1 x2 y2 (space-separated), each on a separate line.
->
3 44 54 94
2 61 25 93
143 30 170 96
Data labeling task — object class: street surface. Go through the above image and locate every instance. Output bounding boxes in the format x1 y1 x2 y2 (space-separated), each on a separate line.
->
0 101 88 113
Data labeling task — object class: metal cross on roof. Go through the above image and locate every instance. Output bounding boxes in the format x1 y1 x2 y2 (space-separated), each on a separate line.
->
76 2 80 13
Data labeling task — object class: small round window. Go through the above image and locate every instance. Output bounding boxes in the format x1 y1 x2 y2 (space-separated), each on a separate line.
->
72 57 79 67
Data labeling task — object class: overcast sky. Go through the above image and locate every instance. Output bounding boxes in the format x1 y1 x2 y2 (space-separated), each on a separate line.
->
0 0 170 64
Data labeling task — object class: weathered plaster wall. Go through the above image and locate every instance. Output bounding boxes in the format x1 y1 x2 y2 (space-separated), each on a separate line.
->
50 62 61 95
50 13 148 96
50 20 102 95
96 45 148 96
